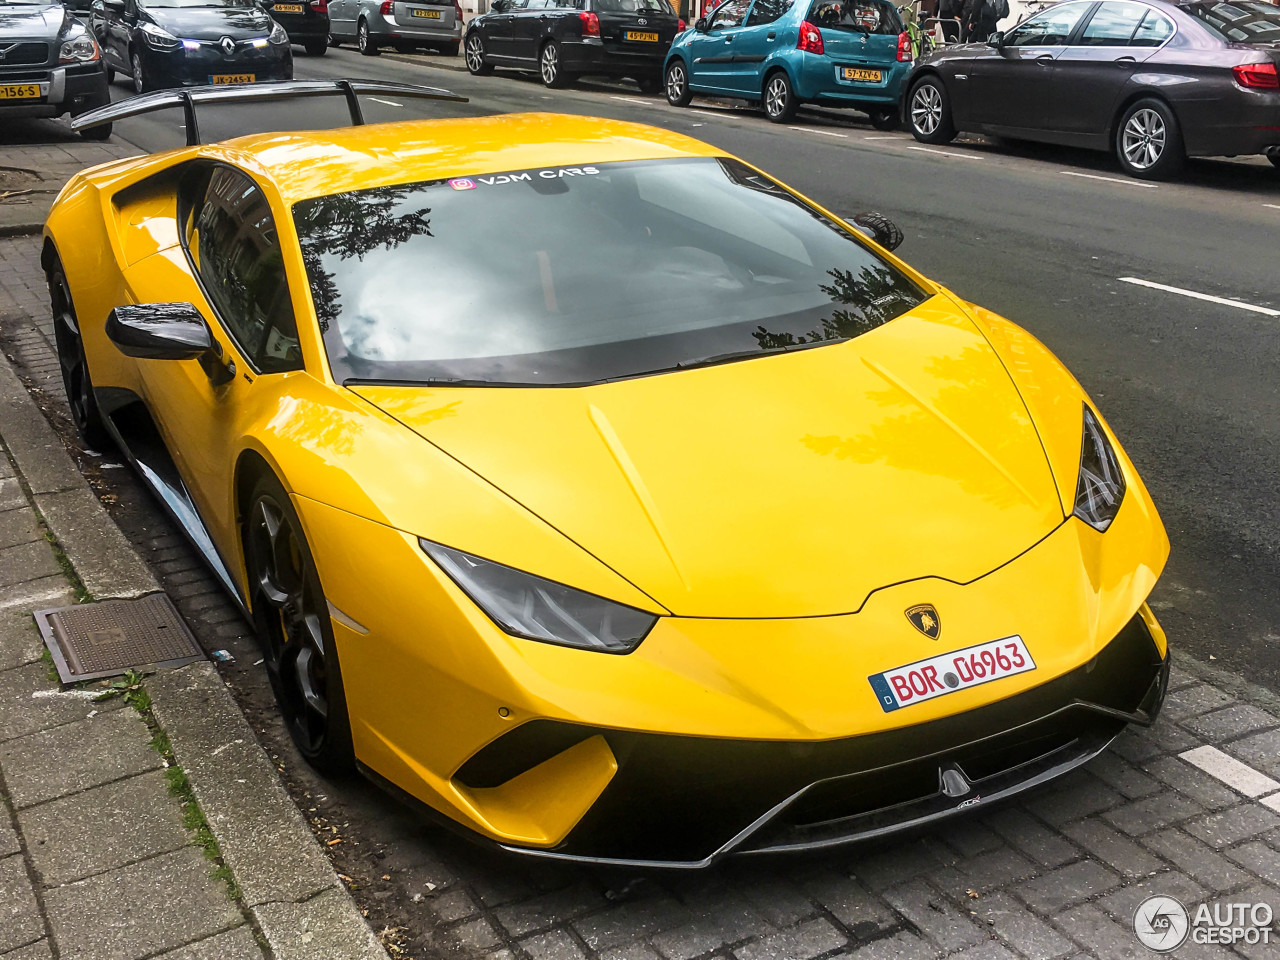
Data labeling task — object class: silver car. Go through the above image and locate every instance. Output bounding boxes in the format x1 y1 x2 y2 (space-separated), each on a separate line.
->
329 0 461 54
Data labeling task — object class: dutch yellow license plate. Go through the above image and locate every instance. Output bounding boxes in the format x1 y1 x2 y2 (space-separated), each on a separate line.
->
625 29 659 40
210 74 256 84
412 8 441 17
274 3 304 11
0 83 41 100
843 67 882 82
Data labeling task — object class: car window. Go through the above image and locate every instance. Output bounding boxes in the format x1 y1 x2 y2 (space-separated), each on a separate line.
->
709 0 750 27
186 166 301 374
1130 8 1173 43
1076 1 1148 44
1181 0 1280 41
594 0 675 10
1006 1 1090 43
293 157 929 387
807 0 901 33
746 0 793 25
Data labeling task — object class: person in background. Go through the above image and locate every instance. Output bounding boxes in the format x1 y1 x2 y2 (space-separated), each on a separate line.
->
937 0 961 40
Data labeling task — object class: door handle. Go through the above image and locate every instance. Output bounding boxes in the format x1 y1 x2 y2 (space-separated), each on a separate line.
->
767 30 776 38
1036 54 1054 63
724 34 734 41
1116 55 1137 66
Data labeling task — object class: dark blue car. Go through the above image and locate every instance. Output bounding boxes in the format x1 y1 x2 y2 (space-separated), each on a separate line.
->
663 0 912 125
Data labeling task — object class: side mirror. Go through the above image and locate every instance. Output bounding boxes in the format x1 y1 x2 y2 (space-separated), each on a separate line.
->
102 0 125 11
694 16 707 30
491 0 508 12
849 211 904 252
989 29 1004 47
90 0 105 11
105 303 214 360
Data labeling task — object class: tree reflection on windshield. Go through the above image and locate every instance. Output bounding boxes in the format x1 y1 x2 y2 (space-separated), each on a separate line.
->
752 262 911 349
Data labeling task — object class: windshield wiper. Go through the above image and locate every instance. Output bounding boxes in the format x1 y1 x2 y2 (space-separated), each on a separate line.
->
343 376 541 388
618 337 850 381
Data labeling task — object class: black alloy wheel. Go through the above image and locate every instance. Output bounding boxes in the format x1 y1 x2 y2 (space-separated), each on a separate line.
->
665 58 691 106
464 31 492 74
357 18 380 55
539 40 568 88
762 69 797 123
869 107 899 131
304 38 327 55
246 473 354 774
47 258 111 451
1115 97 1184 180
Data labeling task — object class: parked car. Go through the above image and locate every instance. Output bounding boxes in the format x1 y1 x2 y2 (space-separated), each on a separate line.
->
905 0 1280 179
329 0 462 55
259 0 330 55
90 0 293 92
464 0 682 91
664 0 912 125
0 0 111 138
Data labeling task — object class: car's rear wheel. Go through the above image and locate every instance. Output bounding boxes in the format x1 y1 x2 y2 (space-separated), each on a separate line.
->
104 64 116 83
47 257 112 452
465 32 492 74
539 40 568 87
762 70 797 123
438 40 460 56
304 39 327 55
1270 154 1280 170
665 58 691 107
908 75 955 143
246 472 354 776
80 120 113 141
357 18 380 55
868 107 899 131
328 32 340 47
636 73 661 95
1115 98 1184 180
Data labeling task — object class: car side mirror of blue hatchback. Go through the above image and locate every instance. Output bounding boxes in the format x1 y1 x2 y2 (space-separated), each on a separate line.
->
694 17 707 31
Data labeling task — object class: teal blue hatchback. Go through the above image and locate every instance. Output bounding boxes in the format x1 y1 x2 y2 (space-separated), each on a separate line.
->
663 0 912 126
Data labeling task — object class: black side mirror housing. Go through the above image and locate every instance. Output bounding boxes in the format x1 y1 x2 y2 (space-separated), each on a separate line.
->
491 0 508 12
102 0 125 11
849 211 904 252
694 16 707 30
105 303 214 360
989 29 1004 47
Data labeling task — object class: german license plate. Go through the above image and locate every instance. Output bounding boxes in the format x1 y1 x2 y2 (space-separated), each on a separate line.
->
0 83 42 100
842 67 882 82
412 8 442 17
625 29 659 40
868 635 1036 713
209 74 256 84
274 3 304 11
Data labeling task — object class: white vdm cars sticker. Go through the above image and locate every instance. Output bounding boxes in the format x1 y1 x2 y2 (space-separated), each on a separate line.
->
868 635 1036 713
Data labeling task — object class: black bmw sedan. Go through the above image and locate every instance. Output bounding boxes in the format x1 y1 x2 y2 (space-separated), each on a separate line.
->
90 0 293 92
904 0 1280 179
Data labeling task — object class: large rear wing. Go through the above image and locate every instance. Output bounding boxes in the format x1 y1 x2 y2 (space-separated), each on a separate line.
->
71 79 468 146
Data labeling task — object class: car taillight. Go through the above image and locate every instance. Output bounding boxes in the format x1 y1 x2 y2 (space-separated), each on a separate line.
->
380 0 392 14
579 10 600 35
454 0 462 18
311 0 328 10
1233 61 1279 89
677 17 685 30
797 19 823 53
896 29 912 61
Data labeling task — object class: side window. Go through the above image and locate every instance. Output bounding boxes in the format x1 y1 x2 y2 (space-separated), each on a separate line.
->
1007 1 1089 43
747 0 792 25
1077 1 1148 44
186 167 301 374
709 0 750 28
1131 9 1174 44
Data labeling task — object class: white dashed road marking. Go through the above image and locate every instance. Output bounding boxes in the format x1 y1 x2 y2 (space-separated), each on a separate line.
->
789 126 848 138
610 95 652 105
367 97 403 107
1265 203 1280 211
1180 745 1280 798
1119 277 1280 317
907 145 985 160
1062 170 1158 189
863 135 899 140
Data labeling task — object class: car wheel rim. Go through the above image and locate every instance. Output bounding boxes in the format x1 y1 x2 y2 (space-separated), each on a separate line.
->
250 496 330 755
50 273 93 439
667 63 685 101
1122 108 1165 170
912 84 941 135
541 45 557 83
358 23 368 51
765 77 787 117
132 54 143 94
466 35 483 71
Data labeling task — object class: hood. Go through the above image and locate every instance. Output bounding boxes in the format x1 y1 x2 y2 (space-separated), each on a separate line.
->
352 298 1065 619
146 5 272 39
0 3 65 39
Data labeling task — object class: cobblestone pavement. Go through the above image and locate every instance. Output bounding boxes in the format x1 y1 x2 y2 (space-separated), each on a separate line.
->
3 229 1279 960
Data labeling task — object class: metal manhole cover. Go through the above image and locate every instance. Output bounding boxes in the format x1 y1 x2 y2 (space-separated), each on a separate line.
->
34 594 204 684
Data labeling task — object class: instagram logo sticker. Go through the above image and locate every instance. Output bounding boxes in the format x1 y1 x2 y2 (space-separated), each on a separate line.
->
448 178 477 190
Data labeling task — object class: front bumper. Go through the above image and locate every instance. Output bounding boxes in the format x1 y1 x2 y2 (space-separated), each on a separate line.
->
560 37 668 76
0 64 109 120
139 43 292 87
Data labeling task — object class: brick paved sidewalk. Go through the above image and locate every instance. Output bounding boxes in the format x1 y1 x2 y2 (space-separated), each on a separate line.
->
0 138 138 237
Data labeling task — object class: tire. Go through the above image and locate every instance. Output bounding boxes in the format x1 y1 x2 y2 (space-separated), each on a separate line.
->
665 58 691 107
849 211 904 251
1270 154 1280 170
636 73 661 95
104 64 115 83
245 472 355 776
1114 97 1184 180
762 69 797 123
464 31 492 74
869 107 899 132
539 39 569 88
47 257 112 452
357 18 380 55
438 40 460 56
908 75 956 144
304 39 327 55
328 32 340 47
80 121 113 141
131 49 152 94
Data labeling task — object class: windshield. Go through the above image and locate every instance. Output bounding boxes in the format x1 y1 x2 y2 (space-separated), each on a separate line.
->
594 0 676 12
1182 0 1280 41
807 0 902 34
293 157 929 387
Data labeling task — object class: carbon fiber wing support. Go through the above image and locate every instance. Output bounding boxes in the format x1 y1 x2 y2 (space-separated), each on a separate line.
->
71 78 468 146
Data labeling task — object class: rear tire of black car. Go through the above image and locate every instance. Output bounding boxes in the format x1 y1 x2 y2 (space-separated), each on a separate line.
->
1114 98 1184 180
328 32 340 47
439 40 460 56
665 58 691 107
908 75 955 144
304 39 327 55
80 121 113 141
465 32 492 74
1270 154 1280 170
104 64 116 83
357 18 380 55
869 107 899 131
762 69 797 123
245 471 355 778
636 73 661 95
47 257 112 453
539 40 568 88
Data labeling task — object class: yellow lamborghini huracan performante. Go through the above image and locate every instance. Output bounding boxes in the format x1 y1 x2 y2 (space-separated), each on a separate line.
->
49 81 1170 868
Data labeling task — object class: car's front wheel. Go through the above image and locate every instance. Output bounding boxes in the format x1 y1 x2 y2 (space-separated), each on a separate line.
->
539 40 569 88
304 39 327 55
665 58 692 107
245 472 355 775
80 121 112 141
464 31 492 74
131 49 153 94
47 256 112 452
1270 154 1280 170
762 70 797 123
357 18 380 55
1115 98 1184 180
908 75 955 143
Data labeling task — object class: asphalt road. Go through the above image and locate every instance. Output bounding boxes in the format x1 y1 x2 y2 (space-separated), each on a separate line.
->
97 48 1280 694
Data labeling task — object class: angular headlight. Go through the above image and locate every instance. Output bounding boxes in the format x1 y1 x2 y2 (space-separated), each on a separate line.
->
140 22 181 50
59 31 100 63
1074 405 1126 531
269 20 289 43
420 540 657 653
